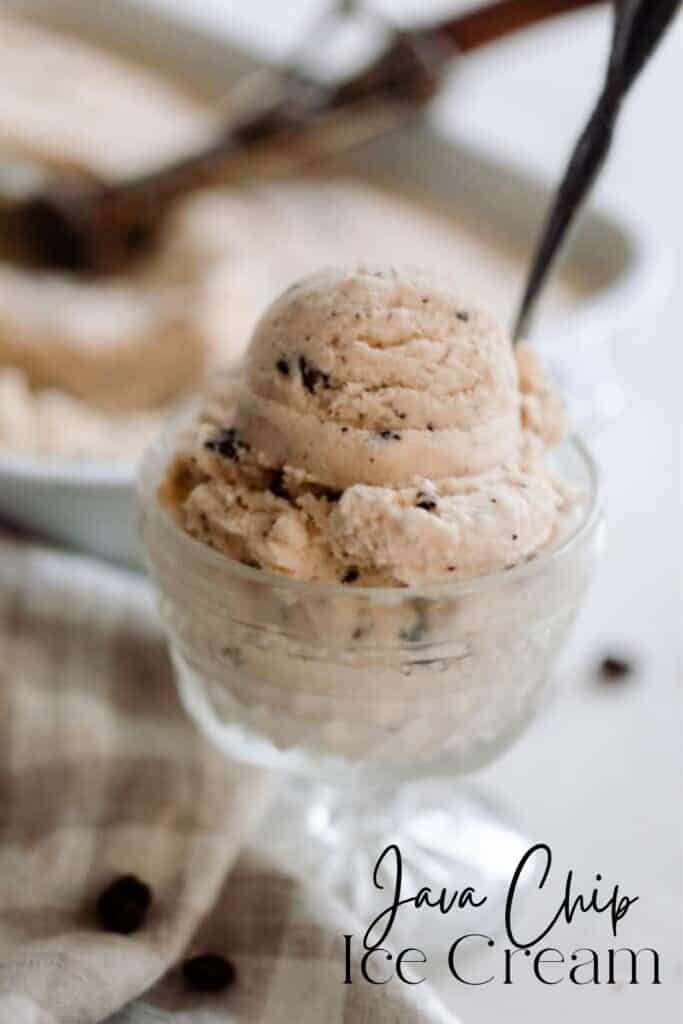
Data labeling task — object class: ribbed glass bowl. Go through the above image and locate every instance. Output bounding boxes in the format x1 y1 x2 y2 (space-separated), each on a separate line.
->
139 422 602 934
140 424 601 781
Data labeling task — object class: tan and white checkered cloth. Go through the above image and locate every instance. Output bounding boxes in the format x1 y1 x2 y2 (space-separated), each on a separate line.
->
0 532 456 1024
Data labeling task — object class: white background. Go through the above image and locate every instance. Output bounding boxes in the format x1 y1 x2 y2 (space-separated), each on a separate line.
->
142 2 681 1020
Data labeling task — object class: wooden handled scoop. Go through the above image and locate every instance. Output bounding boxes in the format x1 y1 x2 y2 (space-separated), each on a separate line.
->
2 0 602 275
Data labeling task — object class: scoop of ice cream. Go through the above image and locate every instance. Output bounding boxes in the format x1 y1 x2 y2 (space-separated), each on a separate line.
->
162 265 570 586
0 268 206 412
235 265 520 489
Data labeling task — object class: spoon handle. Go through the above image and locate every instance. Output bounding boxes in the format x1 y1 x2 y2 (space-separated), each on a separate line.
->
514 0 681 343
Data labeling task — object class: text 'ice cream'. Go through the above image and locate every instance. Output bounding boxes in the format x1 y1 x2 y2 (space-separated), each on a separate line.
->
162 264 570 586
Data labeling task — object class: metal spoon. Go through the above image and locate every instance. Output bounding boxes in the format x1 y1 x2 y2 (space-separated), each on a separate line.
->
514 0 681 342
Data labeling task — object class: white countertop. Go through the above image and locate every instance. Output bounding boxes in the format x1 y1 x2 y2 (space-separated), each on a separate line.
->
140 3 683 1020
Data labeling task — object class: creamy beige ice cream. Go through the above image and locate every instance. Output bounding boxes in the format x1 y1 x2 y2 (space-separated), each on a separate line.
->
0 268 207 412
0 11 217 178
163 264 569 586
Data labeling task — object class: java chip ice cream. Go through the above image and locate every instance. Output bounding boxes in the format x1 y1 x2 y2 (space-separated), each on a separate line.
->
162 264 569 587
146 263 601 766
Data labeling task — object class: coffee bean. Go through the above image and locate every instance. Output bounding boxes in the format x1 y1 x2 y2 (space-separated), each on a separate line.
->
183 954 236 993
96 875 151 935
599 655 634 681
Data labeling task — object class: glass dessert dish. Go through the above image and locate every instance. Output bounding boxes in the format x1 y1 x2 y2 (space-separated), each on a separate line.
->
139 419 602 929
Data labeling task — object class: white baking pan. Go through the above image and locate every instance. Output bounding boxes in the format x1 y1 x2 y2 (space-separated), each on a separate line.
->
0 0 674 566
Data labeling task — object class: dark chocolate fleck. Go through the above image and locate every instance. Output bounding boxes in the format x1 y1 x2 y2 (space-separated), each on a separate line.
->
512 534 518 541
456 311 470 322
96 875 151 935
269 468 290 500
426 423 435 432
299 355 330 393
341 567 360 584
599 656 634 682
204 429 249 461
183 954 236 993
416 497 437 512
276 358 290 376
341 426 349 433
378 430 401 441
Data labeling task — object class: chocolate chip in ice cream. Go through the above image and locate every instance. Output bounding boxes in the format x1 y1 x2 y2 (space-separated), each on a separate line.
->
162 265 573 586
318 486 342 503
268 468 290 500
96 875 152 935
298 355 330 393
276 358 290 376
183 953 236 993
342 567 360 584
204 429 249 461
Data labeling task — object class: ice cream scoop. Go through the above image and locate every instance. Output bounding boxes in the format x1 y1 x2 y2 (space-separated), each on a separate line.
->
162 264 569 586
238 265 520 488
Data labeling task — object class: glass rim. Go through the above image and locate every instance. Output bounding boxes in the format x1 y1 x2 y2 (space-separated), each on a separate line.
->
139 423 601 602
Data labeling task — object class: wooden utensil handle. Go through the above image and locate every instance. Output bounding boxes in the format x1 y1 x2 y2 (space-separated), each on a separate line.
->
20 0 608 274
438 0 603 54
112 0 607 207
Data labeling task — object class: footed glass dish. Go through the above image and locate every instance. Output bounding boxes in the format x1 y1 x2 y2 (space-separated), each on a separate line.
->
139 424 602 937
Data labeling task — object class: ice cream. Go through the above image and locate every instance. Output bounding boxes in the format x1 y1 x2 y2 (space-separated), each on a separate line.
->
143 263 598 767
0 268 207 412
162 264 569 586
0 11 216 179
